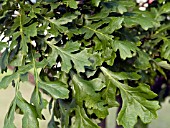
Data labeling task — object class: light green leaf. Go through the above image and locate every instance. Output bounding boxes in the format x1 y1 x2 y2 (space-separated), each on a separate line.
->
92 0 101 7
38 80 69 99
112 40 138 60
4 98 16 128
0 73 19 89
72 106 99 128
101 67 160 128
160 2 170 14
63 0 78 9
16 92 39 128
156 60 170 70
117 5 127 14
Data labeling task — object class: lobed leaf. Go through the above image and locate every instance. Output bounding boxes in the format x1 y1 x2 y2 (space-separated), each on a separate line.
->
72 106 99 128
101 67 160 128
47 41 91 73
72 74 107 118
112 40 138 60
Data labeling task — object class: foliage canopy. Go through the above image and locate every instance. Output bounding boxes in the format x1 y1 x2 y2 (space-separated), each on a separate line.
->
0 0 170 128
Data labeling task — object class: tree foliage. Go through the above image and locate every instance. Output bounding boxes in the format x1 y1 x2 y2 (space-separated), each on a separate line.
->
0 0 170 128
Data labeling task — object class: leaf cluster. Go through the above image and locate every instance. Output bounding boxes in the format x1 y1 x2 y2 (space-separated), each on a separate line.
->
0 0 170 128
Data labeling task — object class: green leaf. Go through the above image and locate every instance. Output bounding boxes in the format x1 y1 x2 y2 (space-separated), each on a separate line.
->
102 76 119 107
0 42 7 51
23 22 38 38
16 92 39 128
38 80 69 99
72 74 107 118
53 13 78 25
161 38 170 61
72 74 105 103
100 17 124 34
101 67 160 128
28 5 41 18
112 40 138 60
117 83 160 128
10 51 23 66
72 106 99 128
107 71 141 80
47 41 91 73
0 49 8 72
92 0 101 7
82 18 123 51
0 73 19 89
20 35 28 55
156 60 170 70
160 2 170 14
134 51 151 70
82 20 110 40
30 88 48 119
4 98 16 128
124 14 154 30
89 52 104 68
63 0 78 9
